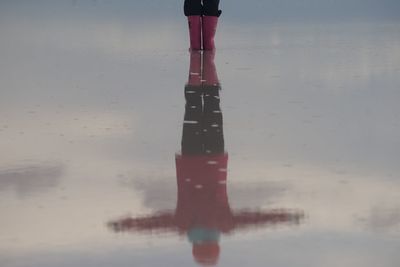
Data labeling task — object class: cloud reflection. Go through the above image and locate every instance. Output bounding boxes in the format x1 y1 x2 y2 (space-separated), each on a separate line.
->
0 163 63 197
364 206 400 233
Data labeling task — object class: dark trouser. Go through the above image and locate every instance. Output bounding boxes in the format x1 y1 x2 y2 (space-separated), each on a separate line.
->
181 85 224 155
184 0 221 16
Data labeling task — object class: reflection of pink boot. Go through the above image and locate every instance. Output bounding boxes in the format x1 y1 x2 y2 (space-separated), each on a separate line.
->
202 16 218 50
188 51 202 86
202 51 219 86
187 16 202 50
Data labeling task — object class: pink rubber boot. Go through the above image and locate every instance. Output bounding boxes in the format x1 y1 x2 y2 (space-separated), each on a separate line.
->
202 16 219 50
187 16 202 50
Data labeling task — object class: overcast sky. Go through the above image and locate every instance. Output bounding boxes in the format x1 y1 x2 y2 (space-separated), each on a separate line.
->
0 0 399 23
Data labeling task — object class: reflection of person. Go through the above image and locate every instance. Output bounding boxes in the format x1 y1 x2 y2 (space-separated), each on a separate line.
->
108 52 303 266
177 50 226 265
184 0 222 50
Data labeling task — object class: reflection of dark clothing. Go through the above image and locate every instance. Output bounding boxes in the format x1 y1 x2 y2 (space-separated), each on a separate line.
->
182 85 224 155
184 0 222 16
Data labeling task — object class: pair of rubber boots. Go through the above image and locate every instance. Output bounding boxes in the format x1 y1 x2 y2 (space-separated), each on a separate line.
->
187 16 218 50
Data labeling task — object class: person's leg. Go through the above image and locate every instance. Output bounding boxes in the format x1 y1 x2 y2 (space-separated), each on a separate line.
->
184 0 203 16
202 0 220 17
184 0 203 50
202 0 221 50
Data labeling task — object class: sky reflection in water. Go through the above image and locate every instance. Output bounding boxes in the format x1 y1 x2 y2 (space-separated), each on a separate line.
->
0 1 400 267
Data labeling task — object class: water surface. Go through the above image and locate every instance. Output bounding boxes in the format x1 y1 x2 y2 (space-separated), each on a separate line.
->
1 1 399 266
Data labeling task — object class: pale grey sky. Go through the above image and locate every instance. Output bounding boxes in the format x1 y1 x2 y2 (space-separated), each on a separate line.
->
0 0 399 22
